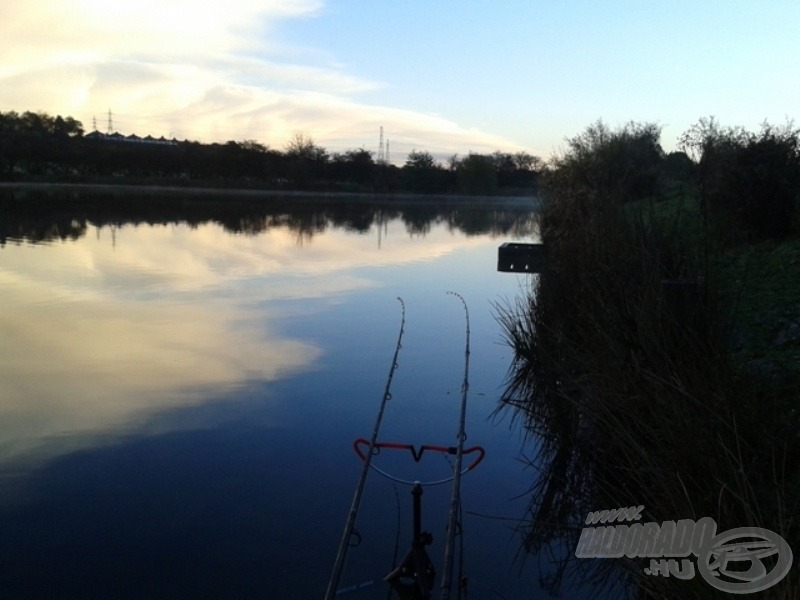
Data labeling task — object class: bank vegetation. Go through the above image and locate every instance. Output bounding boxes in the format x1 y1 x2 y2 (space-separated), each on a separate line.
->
0 110 540 196
497 119 799 598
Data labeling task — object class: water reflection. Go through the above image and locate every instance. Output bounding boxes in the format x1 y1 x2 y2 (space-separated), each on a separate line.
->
0 188 536 246
1 229 322 468
0 193 536 471
0 191 542 598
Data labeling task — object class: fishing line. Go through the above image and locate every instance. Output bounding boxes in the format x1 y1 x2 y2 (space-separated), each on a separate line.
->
386 483 402 600
440 291 471 600
325 297 406 600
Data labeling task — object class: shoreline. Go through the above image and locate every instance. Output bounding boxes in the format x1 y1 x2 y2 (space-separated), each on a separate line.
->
0 181 542 209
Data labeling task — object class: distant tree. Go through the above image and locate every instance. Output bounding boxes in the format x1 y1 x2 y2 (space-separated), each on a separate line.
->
492 151 516 172
53 115 84 138
0 112 22 174
284 132 327 162
403 150 450 193
239 139 268 153
404 149 437 170
0 111 89 177
284 132 328 187
209 141 269 179
458 153 497 195
491 151 517 188
13 112 57 174
19 111 54 134
513 151 544 172
331 148 375 185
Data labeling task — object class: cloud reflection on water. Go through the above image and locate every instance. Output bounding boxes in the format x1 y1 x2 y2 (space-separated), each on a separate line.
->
0 217 491 468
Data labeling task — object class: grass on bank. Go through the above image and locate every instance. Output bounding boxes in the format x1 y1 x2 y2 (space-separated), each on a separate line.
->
633 189 800 381
496 120 798 599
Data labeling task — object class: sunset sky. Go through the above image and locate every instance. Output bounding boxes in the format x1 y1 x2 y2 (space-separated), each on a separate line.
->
1 1 797 162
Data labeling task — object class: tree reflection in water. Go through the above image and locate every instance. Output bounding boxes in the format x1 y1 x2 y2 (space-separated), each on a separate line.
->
0 188 536 246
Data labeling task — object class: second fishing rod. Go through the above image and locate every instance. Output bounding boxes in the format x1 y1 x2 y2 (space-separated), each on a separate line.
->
326 294 480 600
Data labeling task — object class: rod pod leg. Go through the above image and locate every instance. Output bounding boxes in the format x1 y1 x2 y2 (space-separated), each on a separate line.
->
384 483 436 599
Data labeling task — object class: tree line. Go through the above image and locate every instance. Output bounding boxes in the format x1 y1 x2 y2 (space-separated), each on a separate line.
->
543 118 799 241
0 111 542 195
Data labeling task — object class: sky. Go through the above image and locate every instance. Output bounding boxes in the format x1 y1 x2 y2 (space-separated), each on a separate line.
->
1 1 798 163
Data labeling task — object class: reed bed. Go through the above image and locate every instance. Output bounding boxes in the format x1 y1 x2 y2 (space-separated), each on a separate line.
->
496 122 798 598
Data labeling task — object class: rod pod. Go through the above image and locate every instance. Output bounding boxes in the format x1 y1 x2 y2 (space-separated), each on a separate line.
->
384 483 436 600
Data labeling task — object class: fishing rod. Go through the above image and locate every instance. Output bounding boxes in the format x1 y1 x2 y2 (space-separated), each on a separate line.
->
361 293 478 600
439 292 471 600
329 294 481 600
325 297 406 600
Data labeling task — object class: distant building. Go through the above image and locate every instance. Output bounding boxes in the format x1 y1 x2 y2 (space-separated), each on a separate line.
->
85 131 178 146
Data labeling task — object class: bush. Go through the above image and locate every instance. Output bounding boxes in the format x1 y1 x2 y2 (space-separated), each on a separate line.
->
544 120 664 207
497 119 798 597
680 118 800 241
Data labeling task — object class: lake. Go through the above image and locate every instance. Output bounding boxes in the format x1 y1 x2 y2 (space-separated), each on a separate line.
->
0 189 552 598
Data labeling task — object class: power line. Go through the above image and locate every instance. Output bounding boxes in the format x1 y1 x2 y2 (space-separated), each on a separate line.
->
83 110 520 162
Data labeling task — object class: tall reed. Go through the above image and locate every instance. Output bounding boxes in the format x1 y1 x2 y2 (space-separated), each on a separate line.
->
496 122 798 598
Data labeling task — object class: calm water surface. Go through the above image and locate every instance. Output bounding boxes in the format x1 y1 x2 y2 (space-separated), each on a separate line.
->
0 193 551 598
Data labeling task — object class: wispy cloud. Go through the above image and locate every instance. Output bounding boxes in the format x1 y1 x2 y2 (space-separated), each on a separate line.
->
0 1 522 158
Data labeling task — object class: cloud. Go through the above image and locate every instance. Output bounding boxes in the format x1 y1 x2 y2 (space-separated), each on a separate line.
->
0 1 323 67
0 1 523 159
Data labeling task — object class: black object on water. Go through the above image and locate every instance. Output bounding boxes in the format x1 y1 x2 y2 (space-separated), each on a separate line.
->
497 242 546 273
